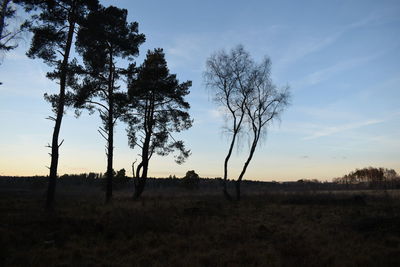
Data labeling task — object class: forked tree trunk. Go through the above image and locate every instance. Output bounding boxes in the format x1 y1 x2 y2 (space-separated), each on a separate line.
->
46 19 75 211
223 112 245 201
133 112 152 200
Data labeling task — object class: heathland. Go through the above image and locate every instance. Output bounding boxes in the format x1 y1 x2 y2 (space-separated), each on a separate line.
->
1 177 400 266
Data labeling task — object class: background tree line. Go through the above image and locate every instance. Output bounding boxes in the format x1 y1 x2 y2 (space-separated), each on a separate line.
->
333 167 400 189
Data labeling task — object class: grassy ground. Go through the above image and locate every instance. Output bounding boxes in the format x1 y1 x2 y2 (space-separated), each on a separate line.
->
1 190 400 266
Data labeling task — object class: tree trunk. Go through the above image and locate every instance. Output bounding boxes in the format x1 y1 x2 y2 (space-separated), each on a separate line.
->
235 179 241 201
133 116 152 200
105 112 113 203
133 161 143 199
223 113 244 200
45 19 75 211
235 129 260 201
105 53 114 203
223 130 238 201
133 150 149 200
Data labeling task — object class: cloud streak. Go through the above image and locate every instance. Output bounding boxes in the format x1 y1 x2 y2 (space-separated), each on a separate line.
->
274 14 382 73
304 119 384 140
292 52 382 90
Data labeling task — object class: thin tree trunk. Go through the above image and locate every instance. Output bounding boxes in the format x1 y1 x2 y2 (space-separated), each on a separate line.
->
223 112 245 200
46 18 75 211
223 129 238 200
105 107 113 203
235 129 260 201
105 52 114 204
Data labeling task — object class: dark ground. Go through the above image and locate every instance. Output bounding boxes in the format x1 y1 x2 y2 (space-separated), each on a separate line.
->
1 183 400 266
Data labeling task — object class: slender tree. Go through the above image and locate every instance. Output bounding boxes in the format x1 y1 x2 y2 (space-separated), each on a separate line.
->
235 58 290 200
205 45 290 200
204 45 253 199
127 48 192 199
19 0 98 210
74 5 145 203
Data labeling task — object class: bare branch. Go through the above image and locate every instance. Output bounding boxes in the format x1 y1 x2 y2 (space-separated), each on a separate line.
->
46 116 56 121
98 129 108 141
58 139 64 147
86 100 109 111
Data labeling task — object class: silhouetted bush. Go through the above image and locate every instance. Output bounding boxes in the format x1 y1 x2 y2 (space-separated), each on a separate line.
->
182 170 199 190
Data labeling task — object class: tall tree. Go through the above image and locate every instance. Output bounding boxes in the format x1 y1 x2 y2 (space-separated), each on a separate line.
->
127 48 192 199
236 58 290 200
204 45 253 200
20 0 98 210
74 5 145 203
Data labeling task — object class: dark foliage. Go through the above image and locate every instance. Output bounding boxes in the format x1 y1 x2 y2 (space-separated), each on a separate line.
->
182 170 200 190
18 0 99 210
0 0 29 53
73 5 145 203
333 167 400 189
126 48 192 199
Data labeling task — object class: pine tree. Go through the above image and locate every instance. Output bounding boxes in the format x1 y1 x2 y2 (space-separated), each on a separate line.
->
20 0 98 210
126 48 192 199
74 5 145 203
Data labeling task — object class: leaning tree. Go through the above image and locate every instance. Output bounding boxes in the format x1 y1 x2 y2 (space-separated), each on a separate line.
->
204 45 254 199
126 48 192 199
74 5 145 203
236 57 290 200
205 45 290 200
19 0 98 210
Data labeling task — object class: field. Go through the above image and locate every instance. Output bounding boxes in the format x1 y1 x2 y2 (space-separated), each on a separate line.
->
1 186 400 266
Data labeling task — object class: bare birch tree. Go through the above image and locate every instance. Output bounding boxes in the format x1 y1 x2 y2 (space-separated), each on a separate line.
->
204 45 254 199
205 45 290 200
236 58 290 200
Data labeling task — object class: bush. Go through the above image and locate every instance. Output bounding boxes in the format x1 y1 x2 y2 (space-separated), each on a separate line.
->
182 170 199 190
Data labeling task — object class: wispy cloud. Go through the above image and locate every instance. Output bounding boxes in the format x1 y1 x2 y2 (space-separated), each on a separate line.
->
304 119 384 140
165 25 286 72
275 15 381 73
292 53 381 89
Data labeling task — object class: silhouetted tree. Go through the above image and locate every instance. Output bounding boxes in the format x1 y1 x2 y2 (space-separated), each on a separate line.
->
126 48 192 199
116 168 126 179
334 167 399 189
236 58 290 200
205 45 290 200
204 45 254 200
182 170 199 190
19 0 98 210
74 5 145 203
0 0 26 53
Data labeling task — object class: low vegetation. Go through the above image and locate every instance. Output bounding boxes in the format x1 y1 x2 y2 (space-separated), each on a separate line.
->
1 181 400 266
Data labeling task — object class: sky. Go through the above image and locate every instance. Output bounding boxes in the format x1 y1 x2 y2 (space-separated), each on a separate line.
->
0 0 399 181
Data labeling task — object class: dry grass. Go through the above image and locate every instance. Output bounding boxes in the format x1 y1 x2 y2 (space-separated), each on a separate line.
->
1 190 400 266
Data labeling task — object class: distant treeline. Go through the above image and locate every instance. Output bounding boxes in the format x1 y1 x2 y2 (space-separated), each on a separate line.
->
333 167 400 189
2 167 400 192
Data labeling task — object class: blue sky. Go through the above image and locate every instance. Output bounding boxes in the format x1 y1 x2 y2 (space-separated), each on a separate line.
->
0 0 399 181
